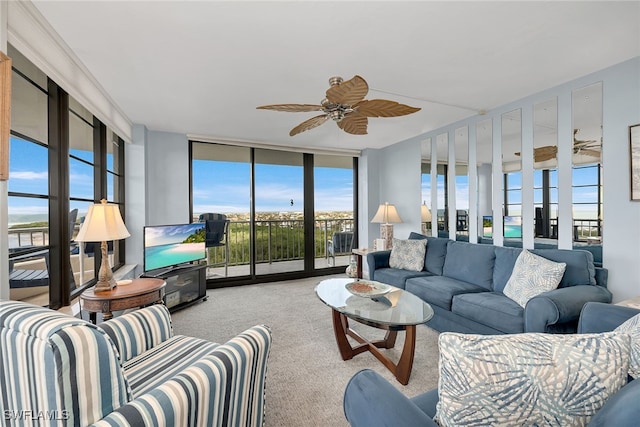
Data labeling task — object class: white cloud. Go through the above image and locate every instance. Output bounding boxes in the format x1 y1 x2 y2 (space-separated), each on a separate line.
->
10 171 48 180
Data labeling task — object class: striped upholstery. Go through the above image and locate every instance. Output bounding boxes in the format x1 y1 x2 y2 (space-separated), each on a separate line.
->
1 300 272 427
99 304 174 362
0 300 129 426
124 335 220 396
91 325 272 427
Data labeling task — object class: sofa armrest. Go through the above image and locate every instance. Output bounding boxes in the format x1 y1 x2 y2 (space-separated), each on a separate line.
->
344 369 438 427
90 325 271 427
524 285 613 332
99 304 174 362
366 250 391 280
578 302 640 333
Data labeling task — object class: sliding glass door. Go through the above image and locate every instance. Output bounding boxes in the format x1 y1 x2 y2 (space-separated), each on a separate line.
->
253 149 305 275
192 143 356 283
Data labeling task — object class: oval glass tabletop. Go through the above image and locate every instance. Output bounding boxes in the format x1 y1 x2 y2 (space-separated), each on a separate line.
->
315 278 434 328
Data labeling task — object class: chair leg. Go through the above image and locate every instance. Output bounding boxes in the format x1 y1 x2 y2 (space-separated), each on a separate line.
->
224 245 229 277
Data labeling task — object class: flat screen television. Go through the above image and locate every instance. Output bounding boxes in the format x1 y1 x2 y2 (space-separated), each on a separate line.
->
143 223 206 273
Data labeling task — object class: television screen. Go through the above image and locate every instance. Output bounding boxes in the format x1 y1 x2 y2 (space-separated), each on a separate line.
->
482 216 493 237
143 223 206 272
504 216 523 238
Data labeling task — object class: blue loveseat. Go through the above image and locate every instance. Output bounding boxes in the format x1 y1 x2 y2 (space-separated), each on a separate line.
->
367 233 612 334
343 302 640 427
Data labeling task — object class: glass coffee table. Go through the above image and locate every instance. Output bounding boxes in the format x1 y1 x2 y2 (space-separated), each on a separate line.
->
315 277 434 385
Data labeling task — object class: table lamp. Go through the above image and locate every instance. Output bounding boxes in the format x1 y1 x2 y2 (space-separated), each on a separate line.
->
421 201 432 235
75 199 130 292
371 202 403 250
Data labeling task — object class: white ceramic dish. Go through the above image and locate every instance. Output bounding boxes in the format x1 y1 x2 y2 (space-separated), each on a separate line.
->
345 280 391 298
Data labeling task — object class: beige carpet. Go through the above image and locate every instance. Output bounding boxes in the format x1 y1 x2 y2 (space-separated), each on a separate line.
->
170 275 441 427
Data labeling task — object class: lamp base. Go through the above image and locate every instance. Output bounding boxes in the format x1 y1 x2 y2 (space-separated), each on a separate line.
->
94 240 116 292
94 277 117 292
380 223 394 250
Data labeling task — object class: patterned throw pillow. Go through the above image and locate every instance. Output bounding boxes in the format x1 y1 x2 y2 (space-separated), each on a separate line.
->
435 332 630 427
615 313 640 378
389 238 426 272
503 249 566 307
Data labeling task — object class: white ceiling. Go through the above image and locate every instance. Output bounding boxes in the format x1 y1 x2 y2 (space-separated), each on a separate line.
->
30 1 640 153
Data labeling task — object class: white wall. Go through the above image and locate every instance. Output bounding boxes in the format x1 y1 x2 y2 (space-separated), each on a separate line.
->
600 59 640 301
379 139 422 240
393 57 640 302
145 131 191 225
358 148 381 251
125 124 149 276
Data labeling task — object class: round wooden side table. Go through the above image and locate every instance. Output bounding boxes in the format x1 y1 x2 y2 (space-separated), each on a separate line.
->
80 277 166 323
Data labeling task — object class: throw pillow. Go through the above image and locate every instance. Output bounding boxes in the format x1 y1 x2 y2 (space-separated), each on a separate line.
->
503 249 566 307
615 313 640 379
435 332 630 427
388 238 426 272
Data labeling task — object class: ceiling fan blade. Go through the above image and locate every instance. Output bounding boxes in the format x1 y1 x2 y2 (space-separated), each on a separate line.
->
289 114 329 136
257 104 323 112
338 114 368 135
535 146 558 162
325 75 368 105
516 146 557 162
354 99 421 117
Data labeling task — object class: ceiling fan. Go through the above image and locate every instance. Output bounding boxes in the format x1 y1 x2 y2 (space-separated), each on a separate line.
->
515 129 601 162
256 75 421 136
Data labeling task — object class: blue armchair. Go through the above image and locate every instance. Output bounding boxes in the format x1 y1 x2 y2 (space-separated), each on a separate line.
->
344 302 640 427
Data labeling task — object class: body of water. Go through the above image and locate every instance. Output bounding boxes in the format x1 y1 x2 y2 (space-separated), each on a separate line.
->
144 242 206 271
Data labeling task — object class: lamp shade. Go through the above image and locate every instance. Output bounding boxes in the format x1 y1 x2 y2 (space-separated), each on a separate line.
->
421 203 432 222
371 202 403 224
75 200 130 242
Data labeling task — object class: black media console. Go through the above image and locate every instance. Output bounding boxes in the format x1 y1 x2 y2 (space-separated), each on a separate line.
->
141 264 207 312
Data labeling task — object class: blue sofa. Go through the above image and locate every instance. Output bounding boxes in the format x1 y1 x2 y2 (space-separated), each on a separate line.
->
343 302 640 427
367 233 611 334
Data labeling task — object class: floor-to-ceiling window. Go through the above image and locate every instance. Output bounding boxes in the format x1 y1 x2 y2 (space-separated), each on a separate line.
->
314 154 355 269
7 45 50 304
7 45 126 308
190 141 357 284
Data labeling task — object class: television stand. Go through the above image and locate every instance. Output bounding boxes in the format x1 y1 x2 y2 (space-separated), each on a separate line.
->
141 264 206 312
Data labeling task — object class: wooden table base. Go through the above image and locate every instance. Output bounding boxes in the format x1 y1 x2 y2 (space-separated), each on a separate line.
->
331 309 416 385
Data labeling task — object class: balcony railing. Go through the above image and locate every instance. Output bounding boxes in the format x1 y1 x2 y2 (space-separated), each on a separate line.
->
208 218 355 266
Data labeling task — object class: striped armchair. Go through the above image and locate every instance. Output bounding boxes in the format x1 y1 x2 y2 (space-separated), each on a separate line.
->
0 300 271 427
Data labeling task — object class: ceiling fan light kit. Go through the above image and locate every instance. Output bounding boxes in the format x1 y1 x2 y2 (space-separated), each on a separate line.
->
257 75 421 136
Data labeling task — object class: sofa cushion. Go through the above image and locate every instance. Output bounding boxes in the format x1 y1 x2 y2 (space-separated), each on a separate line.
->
405 276 487 311
531 248 596 287
442 241 495 290
615 313 640 379
493 246 524 293
123 334 220 396
373 268 432 289
389 238 426 271
503 249 566 308
451 292 524 334
435 332 630 427
408 232 448 275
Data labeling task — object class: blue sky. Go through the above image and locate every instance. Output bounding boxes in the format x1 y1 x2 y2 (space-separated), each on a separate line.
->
191 160 354 214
